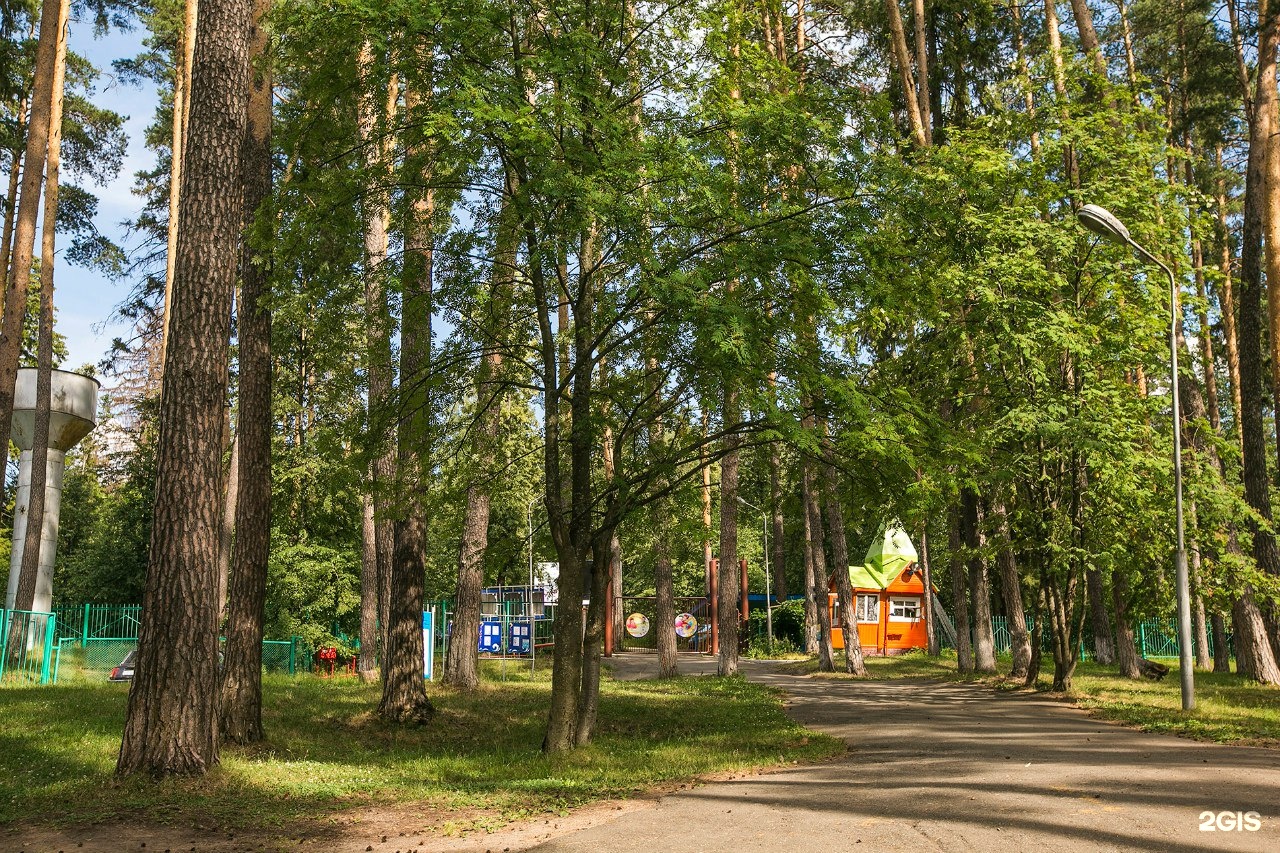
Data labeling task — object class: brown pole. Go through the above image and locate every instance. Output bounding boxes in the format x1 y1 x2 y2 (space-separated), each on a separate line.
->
603 564 614 657
710 557 719 655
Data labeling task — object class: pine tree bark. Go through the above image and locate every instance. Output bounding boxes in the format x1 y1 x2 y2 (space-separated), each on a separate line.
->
379 49 437 721
358 483 378 678
216 430 239 621
160 0 198 373
1234 26 1280 683
12 0 67 614
444 175 518 691
801 476 819 655
219 0 273 745
117 0 254 777
356 42 397 668
1215 147 1244 440
884 0 927 146
0 0 64 516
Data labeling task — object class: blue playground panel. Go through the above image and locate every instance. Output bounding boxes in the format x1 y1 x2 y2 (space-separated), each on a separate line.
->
508 621 531 654
479 620 503 653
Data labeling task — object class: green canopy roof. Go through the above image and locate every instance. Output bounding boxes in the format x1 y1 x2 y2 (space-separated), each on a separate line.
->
849 563 891 590
864 521 918 578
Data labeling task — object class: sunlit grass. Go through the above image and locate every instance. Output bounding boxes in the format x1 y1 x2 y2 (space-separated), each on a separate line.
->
0 664 842 832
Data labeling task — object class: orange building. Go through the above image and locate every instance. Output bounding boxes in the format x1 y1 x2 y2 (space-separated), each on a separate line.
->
830 523 929 656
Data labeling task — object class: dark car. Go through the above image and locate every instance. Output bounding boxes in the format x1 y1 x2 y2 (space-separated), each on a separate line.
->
109 649 137 682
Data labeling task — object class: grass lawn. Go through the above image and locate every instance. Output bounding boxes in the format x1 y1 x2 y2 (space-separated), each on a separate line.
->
785 649 1280 745
0 663 842 833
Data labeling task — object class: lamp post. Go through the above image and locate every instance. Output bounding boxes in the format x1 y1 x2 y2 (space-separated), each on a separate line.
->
1076 203 1195 711
737 496 772 649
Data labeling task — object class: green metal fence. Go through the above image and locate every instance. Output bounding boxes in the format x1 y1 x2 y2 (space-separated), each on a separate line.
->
988 615 1229 660
52 635 305 683
0 609 56 684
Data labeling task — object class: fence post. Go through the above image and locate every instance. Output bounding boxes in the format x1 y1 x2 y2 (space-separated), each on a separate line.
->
0 609 8 680
289 635 298 675
1139 622 1146 658
81 603 90 647
40 613 55 684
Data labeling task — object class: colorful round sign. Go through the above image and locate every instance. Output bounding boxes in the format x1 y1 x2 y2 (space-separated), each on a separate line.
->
674 613 698 638
625 613 650 638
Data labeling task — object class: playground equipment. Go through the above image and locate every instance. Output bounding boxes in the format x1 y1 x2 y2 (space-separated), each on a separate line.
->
830 521 932 655
4 368 99 614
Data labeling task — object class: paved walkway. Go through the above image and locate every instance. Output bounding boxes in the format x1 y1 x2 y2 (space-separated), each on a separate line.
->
526 654 1280 852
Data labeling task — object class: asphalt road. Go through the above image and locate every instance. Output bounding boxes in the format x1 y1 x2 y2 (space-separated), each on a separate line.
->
522 654 1280 853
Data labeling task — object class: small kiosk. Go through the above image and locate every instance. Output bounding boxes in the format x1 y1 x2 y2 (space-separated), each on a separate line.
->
831 523 929 656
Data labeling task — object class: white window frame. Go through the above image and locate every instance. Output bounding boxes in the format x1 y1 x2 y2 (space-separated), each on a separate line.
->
888 596 921 622
856 594 879 623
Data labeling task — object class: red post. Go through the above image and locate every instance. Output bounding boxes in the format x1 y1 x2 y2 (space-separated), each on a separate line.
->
603 564 614 657
740 558 749 622
709 557 719 655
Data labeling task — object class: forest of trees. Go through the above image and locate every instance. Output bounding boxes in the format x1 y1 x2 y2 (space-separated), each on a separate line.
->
4 0 1280 774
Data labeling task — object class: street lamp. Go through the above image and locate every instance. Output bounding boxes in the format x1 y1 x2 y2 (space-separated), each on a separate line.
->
736 496 772 649
1077 203 1194 711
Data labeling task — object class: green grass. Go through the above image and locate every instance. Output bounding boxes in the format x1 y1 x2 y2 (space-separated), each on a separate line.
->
1067 662 1280 744
0 663 842 833
781 650 1280 745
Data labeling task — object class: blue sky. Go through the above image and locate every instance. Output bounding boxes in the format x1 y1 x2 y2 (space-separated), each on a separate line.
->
59 16 158 374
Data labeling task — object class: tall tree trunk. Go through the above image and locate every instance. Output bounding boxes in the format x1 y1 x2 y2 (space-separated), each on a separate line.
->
1260 0 1280 473
801 477 819 655
577 531 612 744
1234 27 1280 683
962 489 996 673
1112 572 1142 678
654 503 677 676
1211 611 1231 673
358 483 378 678
993 503 1030 679
803 456 835 671
1215 146 1244 441
910 0 932 144
1086 570 1115 665
356 42 397 669
950 506 972 672
768 439 787 603
1067 0 1108 76
0 0 64 516
884 0 928 146
377 48 436 725
160 0 198 374
216 429 239 622
12 0 67 614
823 444 866 675
717 384 742 676
920 526 939 655
219 0 273 744
444 176 517 691
117 0 253 776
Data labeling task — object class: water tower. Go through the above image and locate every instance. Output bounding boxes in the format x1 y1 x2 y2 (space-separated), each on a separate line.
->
4 367 99 613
